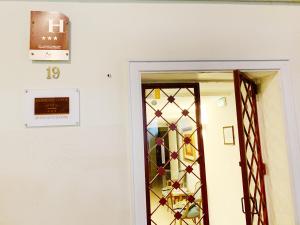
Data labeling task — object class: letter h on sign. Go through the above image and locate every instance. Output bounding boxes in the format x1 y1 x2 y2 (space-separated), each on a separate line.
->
49 19 64 33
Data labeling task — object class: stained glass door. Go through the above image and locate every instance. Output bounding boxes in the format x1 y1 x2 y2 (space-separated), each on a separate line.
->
142 83 209 225
234 70 269 225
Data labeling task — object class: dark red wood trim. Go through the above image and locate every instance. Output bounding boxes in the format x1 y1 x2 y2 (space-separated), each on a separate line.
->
233 70 252 225
194 83 210 225
238 72 256 86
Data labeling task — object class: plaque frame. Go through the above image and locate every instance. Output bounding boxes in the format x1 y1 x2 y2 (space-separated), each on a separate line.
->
24 89 80 127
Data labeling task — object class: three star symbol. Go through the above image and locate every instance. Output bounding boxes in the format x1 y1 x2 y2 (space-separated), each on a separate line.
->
41 36 58 41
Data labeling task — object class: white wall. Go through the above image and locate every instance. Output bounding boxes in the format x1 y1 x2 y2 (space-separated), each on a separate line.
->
0 1 300 225
258 74 295 225
202 93 245 225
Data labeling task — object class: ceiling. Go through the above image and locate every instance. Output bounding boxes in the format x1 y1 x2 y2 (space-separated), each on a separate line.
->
3 0 300 2
142 71 277 82
142 72 234 83
142 71 277 96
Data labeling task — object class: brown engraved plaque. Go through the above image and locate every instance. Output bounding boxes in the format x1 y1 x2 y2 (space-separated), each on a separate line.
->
30 11 69 50
34 97 69 115
30 11 70 60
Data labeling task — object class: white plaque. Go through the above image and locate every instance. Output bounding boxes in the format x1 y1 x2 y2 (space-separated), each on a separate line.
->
24 89 80 127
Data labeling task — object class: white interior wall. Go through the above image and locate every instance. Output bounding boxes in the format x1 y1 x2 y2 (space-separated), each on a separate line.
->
0 1 299 225
257 74 295 225
201 93 245 225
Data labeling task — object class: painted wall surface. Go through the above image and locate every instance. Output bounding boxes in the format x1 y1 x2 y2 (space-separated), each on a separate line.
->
202 94 245 225
257 75 295 225
0 1 299 225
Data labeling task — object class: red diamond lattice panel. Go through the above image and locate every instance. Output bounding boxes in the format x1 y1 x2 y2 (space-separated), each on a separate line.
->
142 83 210 225
234 70 269 225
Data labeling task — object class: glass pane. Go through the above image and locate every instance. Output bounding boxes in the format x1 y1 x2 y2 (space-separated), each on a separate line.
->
144 86 205 225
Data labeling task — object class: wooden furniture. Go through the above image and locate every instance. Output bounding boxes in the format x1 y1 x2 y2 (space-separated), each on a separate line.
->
161 186 173 210
173 182 202 225
162 180 187 210
179 198 202 225
172 187 190 206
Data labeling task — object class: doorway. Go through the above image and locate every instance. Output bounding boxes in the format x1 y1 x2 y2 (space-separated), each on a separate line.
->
142 72 251 225
142 83 209 225
130 60 298 224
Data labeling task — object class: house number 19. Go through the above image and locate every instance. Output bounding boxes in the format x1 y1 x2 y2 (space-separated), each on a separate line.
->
47 66 60 79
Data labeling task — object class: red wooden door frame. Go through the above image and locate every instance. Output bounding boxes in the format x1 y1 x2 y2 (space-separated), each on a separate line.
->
234 70 269 225
141 83 210 225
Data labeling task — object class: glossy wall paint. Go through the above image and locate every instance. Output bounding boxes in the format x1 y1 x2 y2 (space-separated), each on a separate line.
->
0 1 299 225
257 75 295 225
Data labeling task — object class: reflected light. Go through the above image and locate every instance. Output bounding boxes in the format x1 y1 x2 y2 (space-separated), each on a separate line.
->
201 103 208 125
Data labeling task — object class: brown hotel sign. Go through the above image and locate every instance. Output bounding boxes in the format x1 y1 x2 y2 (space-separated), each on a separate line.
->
34 97 70 115
30 11 70 60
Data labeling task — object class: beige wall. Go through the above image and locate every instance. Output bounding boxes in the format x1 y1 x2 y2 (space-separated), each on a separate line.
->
202 93 245 225
0 1 300 225
258 74 295 225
